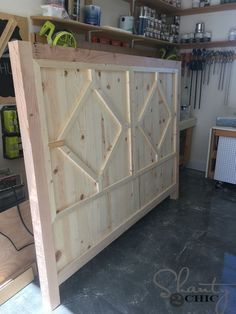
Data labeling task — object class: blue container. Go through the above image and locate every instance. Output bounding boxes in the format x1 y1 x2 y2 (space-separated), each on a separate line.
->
84 5 101 26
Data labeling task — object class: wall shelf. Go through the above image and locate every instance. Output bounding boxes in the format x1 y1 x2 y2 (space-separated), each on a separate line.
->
31 17 236 52
180 40 236 49
180 3 236 16
31 16 176 48
128 0 181 14
125 1 236 16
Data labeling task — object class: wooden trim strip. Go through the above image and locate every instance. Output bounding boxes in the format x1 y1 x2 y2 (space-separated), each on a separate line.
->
59 146 99 183
48 140 65 149
0 18 17 58
55 152 176 220
57 73 93 140
138 73 158 122
0 267 34 305
9 40 60 310
214 129 236 138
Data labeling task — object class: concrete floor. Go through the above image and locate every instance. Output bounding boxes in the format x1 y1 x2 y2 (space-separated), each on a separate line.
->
1 169 236 314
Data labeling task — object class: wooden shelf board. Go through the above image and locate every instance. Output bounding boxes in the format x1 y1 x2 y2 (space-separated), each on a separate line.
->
125 1 236 16
31 16 175 48
180 117 197 132
180 3 236 16
180 40 236 49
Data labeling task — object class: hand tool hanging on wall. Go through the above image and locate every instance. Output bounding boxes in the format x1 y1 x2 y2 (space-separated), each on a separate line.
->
198 50 206 109
188 53 195 109
181 49 235 110
224 51 235 106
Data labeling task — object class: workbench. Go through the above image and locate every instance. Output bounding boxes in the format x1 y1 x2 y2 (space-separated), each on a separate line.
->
179 117 197 166
206 126 236 180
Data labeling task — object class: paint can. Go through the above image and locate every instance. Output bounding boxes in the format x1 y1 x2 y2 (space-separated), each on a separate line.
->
119 16 134 33
84 5 101 26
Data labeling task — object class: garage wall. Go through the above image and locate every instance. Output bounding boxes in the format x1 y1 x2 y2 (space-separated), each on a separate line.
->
0 0 42 19
0 0 44 184
180 1 236 171
95 0 130 27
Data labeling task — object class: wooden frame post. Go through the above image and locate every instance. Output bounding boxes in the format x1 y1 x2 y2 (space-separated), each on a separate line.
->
9 41 60 310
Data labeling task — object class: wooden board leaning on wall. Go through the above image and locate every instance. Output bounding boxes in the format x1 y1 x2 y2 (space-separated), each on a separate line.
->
9 41 180 310
0 200 36 305
0 12 28 104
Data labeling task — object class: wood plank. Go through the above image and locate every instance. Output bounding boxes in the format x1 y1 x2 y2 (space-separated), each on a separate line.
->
32 42 179 69
180 117 197 132
183 127 193 165
170 71 180 200
214 129 236 138
0 18 17 58
0 201 35 285
0 267 34 305
0 12 29 104
9 41 60 310
207 129 217 179
31 33 165 58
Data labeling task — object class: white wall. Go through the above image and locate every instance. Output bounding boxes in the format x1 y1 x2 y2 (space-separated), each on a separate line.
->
0 0 43 18
95 0 130 27
180 4 236 171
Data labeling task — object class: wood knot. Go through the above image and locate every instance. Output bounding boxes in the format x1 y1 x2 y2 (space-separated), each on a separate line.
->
55 250 62 262
106 84 111 90
87 245 91 249
80 194 85 201
53 168 58 174
147 84 150 90
117 78 120 82
98 71 101 77
81 134 85 140
136 86 138 90
64 70 68 77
